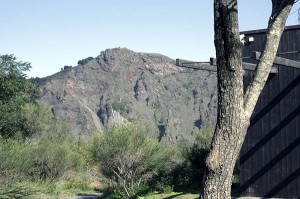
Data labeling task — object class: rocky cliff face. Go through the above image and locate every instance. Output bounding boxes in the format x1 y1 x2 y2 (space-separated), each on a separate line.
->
37 48 217 144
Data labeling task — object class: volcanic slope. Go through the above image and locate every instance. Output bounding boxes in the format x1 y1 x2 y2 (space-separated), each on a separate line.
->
37 48 217 144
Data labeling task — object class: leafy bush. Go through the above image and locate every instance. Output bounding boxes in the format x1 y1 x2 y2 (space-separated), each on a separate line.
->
154 182 173 194
63 65 72 70
0 96 41 139
89 124 174 198
31 134 84 181
0 123 86 197
78 57 93 65
0 55 93 197
178 125 214 189
0 138 33 185
111 100 131 114
0 138 37 198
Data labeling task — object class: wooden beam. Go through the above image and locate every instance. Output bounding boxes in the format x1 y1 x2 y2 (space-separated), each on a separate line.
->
252 51 300 69
209 57 277 73
178 59 278 74
180 63 217 72
242 62 278 74
242 62 256 71
179 62 278 74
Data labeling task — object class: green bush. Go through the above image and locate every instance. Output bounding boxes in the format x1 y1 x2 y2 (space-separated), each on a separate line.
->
0 138 33 185
0 138 37 197
177 125 214 189
0 54 40 139
89 124 174 198
31 136 84 181
78 57 93 65
154 182 173 194
111 100 131 114
0 128 86 197
0 55 92 197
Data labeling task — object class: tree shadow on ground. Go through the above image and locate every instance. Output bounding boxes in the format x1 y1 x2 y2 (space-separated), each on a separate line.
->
162 192 198 199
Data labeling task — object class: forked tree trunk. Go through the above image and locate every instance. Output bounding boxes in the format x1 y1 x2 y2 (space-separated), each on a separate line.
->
200 0 295 198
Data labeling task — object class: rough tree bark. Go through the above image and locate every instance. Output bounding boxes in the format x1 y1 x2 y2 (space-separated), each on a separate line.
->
200 0 295 198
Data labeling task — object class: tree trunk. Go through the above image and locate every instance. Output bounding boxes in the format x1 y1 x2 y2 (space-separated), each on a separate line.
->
200 1 245 198
200 0 294 198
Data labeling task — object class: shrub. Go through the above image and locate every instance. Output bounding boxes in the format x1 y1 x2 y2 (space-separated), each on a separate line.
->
89 124 174 198
31 137 84 181
78 57 93 65
0 138 33 182
154 181 173 194
0 138 36 197
111 100 131 114
178 125 214 189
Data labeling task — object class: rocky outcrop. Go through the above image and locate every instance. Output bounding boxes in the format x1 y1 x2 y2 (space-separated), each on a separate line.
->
37 48 217 144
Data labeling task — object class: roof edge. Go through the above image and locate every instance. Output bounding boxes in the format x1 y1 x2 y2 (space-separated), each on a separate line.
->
240 24 300 35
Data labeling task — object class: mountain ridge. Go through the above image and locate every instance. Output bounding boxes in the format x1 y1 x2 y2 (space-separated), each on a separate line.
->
37 48 217 144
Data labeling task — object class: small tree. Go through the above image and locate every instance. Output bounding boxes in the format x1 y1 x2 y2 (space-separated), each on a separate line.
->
0 55 40 138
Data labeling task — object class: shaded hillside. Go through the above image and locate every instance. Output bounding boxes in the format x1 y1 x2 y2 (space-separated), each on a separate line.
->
37 48 217 144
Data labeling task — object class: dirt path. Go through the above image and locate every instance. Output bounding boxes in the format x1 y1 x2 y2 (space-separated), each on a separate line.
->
66 193 103 199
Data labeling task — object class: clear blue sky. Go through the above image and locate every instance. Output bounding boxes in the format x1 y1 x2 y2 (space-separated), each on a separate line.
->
0 0 299 78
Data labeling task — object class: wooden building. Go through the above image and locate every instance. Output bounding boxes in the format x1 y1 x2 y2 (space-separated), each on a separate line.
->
240 25 300 198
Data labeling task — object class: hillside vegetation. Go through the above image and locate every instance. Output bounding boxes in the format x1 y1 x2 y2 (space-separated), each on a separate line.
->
0 52 229 198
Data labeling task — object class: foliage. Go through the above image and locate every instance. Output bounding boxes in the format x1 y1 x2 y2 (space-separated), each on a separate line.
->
0 121 87 197
0 54 39 103
0 54 40 139
63 65 72 70
30 115 84 181
63 180 90 190
31 138 84 181
88 124 175 198
154 181 173 194
193 125 214 149
0 55 97 197
78 57 94 65
18 103 50 138
0 184 38 199
178 125 214 189
0 138 33 187
111 100 131 114
7 101 69 140
0 138 40 198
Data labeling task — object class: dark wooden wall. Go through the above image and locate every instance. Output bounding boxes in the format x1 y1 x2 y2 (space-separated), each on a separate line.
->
242 25 300 62
240 26 300 198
